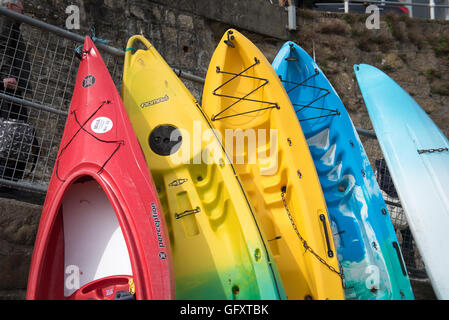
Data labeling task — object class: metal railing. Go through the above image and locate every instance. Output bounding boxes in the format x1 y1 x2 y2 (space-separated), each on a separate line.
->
335 0 449 20
0 8 427 280
0 7 123 193
0 7 203 194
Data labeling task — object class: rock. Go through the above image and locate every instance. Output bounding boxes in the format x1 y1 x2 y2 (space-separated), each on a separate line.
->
177 31 197 69
0 198 41 292
152 6 161 21
130 5 146 21
160 25 177 43
319 18 350 35
400 83 431 98
382 53 405 70
178 14 194 30
377 21 395 43
165 10 176 26
441 96 449 108
148 24 162 42
0 199 41 246
103 0 116 9
385 70 414 84
0 290 26 300
0 240 33 290
326 60 339 74
333 72 355 96
408 52 440 73
410 278 437 300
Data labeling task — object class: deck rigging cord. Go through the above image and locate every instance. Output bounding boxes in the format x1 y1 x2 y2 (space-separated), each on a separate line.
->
279 43 340 122
279 69 340 122
75 26 111 57
55 100 124 182
211 57 279 121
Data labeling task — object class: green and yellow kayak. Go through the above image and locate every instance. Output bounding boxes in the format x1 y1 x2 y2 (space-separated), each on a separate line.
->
121 35 285 300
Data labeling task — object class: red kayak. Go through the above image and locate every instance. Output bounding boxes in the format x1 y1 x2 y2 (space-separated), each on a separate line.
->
26 37 175 300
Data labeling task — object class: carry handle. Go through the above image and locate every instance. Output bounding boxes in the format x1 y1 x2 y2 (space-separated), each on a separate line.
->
392 241 408 276
320 214 334 258
125 35 153 55
123 35 155 87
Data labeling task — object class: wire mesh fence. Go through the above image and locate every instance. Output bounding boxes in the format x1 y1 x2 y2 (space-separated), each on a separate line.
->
358 131 427 279
0 9 123 193
0 8 428 282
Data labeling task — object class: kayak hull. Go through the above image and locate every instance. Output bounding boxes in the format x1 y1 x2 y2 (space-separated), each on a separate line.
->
273 42 414 300
122 35 285 300
26 37 174 300
354 63 449 300
202 29 345 300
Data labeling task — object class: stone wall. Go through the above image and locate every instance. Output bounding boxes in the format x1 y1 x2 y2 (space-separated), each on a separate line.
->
293 10 449 138
1 0 447 299
0 198 41 299
21 1 449 137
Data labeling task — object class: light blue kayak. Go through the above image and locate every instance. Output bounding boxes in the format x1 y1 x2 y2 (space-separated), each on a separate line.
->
354 63 449 300
273 42 414 300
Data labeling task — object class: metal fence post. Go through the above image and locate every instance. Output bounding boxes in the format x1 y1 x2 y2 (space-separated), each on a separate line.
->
408 0 414 18
430 0 436 19
445 0 449 19
287 5 297 30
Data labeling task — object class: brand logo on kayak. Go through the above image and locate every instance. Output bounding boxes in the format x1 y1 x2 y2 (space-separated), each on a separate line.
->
141 94 169 108
105 288 114 296
166 121 279 175
151 202 166 252
82 75 96 88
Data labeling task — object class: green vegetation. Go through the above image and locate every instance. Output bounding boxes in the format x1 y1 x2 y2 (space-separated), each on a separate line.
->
319 20 348 35
297 9 316 20
384 13 405 41
408 29 425 49
381 64 395 72
431 36 449 57
431 85 449 96
425 69 442 82
343 13 357 25
320 60 328 74
354 27 391 52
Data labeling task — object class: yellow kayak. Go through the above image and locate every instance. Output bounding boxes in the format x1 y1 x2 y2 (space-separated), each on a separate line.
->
121 35 286 300
201 29 345 300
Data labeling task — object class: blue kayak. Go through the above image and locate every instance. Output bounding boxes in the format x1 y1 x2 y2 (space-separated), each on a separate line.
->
273 42 414 300
355 64 449 300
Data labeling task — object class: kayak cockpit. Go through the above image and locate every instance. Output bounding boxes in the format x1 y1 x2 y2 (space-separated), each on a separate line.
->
31 177 134 300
